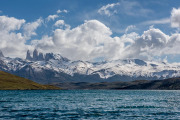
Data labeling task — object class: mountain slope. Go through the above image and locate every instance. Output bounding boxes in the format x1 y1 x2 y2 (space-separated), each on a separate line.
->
0 71 60 90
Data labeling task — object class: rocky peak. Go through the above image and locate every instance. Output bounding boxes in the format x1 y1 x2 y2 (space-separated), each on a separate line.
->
0 50 4 57
26 49 44 61
26 50 32 60
33 49 39 61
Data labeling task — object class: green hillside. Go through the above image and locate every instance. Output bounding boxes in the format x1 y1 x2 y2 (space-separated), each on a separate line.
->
0 71 60 90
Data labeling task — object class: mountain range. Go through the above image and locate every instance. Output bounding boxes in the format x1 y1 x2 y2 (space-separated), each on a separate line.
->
55 78 180 90
0 49 180 84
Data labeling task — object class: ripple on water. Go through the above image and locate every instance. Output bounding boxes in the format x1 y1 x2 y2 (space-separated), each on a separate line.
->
0 90 180 120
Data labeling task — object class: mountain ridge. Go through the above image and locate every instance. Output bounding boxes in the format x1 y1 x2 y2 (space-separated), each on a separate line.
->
0 49 180 84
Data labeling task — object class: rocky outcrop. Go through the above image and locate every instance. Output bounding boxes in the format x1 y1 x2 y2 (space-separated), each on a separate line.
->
26 49 44 61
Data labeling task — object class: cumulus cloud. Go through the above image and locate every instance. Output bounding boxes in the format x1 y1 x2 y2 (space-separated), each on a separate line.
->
0 16 25 31
32 20 128 60
23 18 43 38
57 9 68 14
2 8 180 63
47 9 68 22
47 14 58 21
32 19 180 62
171 8 180 28
54 20 64 26
54 20 70 29
31 35 54 50
0 16 33 58
98 3 119 16
57 10 62 14
63 10 68 13
125 28 170 60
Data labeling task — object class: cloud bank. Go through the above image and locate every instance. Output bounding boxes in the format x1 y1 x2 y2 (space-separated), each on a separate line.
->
1 8 180 62
171 8 180 28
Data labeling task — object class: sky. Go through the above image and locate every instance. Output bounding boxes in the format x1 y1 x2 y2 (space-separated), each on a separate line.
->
1 0 180 63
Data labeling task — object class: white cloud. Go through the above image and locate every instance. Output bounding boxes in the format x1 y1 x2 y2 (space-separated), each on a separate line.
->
32 20 127 60
54 20 70 29
57 10 62 14
98 3 119 16
32 19 180 62
0 16 25 31
57 9 68 14
54 20 65 26
0 16 33 58
31 35 54 49
171 8 180 28
63 10 68 13
47 14 58 21
2 8 180 63
125 25 136 33
141 18 170 25
23 18 43 38
98 1 153 17
125 28 170 60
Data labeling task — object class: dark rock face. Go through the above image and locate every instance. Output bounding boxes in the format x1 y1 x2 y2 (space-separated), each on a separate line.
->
26 49 70 62
38 52 44 61
45 53 54 61
0 50 4 57
33 49 39 61
26 50 32 60
26 49 44 61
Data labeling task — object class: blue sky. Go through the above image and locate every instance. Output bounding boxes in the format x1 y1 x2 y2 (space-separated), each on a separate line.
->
0 0 178 34
1 0 180 63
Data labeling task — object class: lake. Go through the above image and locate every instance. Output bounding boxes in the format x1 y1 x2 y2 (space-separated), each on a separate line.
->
0 90 180 120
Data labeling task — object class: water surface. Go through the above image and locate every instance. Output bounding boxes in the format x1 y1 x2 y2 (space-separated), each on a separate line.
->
0 90 180 120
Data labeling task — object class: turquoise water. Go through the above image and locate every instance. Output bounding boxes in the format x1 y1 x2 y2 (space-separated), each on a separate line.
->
0 90 180 120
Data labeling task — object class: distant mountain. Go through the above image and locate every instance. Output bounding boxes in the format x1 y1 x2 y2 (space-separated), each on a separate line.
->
0 49 180 84
0 71 60 90
55 77 180 90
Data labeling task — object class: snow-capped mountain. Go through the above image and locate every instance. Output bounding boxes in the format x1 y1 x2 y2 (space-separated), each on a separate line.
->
0 49 180 84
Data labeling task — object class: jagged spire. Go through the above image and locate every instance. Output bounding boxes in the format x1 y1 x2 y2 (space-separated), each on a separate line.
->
26 50 32 60
33 49 39 61
26 49 45 61
38 52 44 61
0 50 4 57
